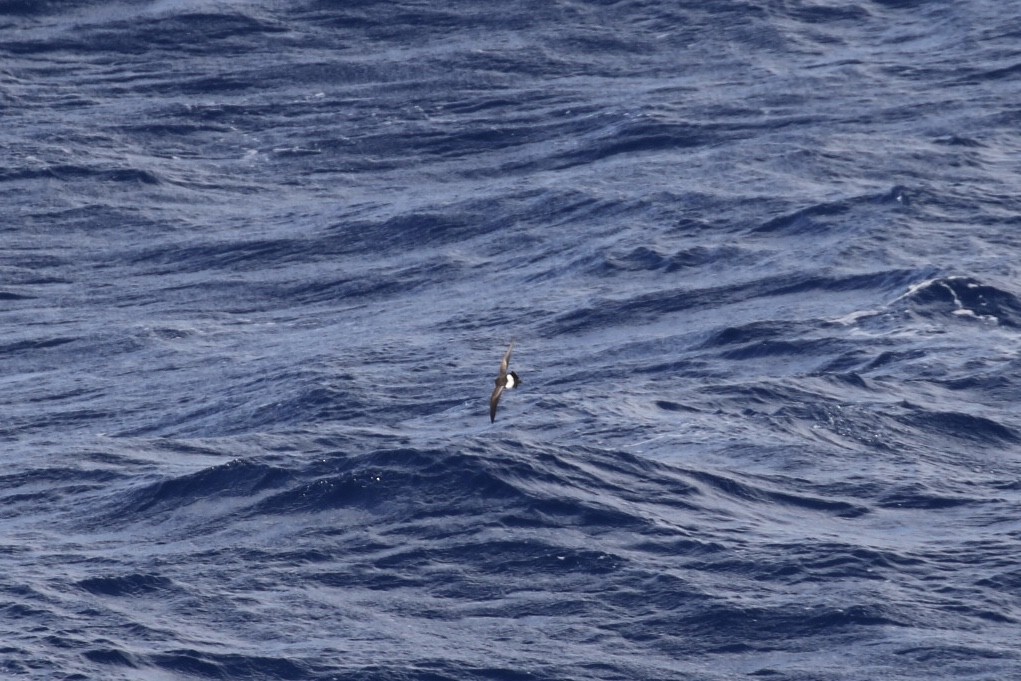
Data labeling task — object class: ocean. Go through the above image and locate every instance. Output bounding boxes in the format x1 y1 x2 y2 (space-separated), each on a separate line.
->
2 1 1020 679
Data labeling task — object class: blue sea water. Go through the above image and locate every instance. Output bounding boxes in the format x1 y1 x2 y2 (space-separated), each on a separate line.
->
2 1 1021 678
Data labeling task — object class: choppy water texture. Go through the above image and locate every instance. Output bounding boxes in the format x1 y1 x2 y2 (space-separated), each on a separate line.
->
3 1 1021 679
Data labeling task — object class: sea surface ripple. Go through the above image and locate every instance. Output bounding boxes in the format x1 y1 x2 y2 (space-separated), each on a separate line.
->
2 1 1020 679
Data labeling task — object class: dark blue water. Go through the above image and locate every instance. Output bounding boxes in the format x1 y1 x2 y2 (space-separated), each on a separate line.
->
3 1 1021 679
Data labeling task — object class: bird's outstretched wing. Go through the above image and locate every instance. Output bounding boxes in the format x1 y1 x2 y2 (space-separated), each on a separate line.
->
489 383 504 423
499 341 514 377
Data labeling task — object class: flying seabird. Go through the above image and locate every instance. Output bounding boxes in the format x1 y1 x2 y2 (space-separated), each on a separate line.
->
489 341 520 423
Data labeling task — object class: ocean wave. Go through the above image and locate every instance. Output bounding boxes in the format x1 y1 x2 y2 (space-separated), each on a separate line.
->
4 0 1021 678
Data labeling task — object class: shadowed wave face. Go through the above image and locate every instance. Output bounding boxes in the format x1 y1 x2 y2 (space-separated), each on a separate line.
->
2 1 1021 679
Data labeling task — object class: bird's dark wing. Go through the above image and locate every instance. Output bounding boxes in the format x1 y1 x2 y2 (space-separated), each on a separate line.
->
489 384 504 423
499 341 514 377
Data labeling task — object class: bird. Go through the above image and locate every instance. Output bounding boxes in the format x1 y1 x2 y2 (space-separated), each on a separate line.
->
489 341 521 423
